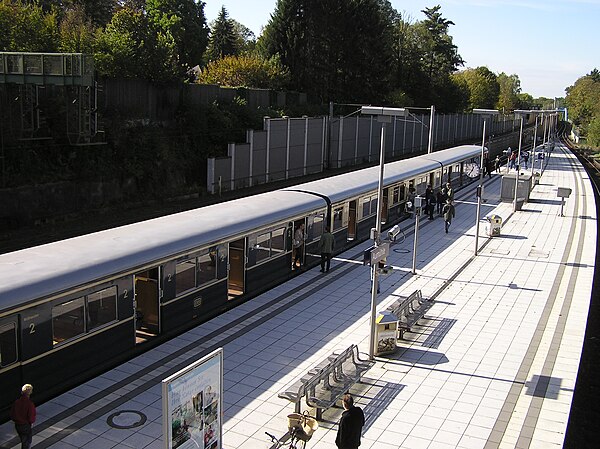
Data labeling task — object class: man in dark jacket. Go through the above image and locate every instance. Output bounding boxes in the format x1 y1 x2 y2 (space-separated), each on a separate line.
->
10 384 36 449
335 394 365 449
318 227 335 272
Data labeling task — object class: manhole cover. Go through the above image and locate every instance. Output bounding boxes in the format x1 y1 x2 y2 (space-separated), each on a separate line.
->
107 410 147 429
528 249 549 258
490 249 510 255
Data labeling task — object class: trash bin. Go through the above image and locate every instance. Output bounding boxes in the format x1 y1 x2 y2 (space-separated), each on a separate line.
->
375 311 398 356
486 215 502 237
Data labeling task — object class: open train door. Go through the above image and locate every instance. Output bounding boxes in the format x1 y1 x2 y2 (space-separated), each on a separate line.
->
228 238 245 299
348 200 357 240
134 267 160 344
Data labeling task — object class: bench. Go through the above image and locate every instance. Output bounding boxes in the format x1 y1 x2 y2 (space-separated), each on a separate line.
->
387 289 434 339
278 344 373 420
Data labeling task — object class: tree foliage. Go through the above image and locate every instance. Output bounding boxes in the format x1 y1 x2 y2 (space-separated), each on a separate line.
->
496 73 521 113
452 67 499 111
566 69 600 145
0 0 59 52
94 6 179 81
196 54 290 90
146 0 209 72
59 4 97 53
206 6 239 61
259 0 394 103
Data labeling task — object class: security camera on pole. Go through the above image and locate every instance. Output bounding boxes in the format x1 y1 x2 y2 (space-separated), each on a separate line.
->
360 106 408 360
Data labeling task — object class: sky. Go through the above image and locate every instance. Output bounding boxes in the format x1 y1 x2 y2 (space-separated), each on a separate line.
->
204 0 600 99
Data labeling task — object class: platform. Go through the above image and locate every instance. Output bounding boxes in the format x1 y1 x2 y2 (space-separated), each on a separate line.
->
0 143 595 449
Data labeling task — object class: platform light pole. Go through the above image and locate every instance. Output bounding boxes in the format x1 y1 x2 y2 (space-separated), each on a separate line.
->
513 110 528 212
360 106 408 360
472 109 499 256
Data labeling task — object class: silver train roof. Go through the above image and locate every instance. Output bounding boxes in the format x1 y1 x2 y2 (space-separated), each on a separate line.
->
0 190 325 312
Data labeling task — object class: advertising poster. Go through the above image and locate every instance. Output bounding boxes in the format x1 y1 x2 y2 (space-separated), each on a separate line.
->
162 348 223 449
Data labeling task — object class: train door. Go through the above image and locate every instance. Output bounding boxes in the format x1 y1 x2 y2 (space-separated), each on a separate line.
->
228 238 245 298
0 317 20 396
429 172 435 188
292 219 307 269
348 200 357 240
134 267 160 344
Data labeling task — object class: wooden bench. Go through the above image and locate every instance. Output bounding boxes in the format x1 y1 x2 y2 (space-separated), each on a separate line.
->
387 289 434 339
278 344 373 420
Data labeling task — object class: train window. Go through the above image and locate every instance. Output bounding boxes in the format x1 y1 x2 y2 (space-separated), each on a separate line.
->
197 249 217 286
52 297 85 345
361 197 370 218
0 323 18 367
255 232 271 263
271 228 286 254
176 259 196 296
370 197 378 216
332 206 343 231
392 186 399 205
399 185 406 201
87 286 117 332
311 214 324 240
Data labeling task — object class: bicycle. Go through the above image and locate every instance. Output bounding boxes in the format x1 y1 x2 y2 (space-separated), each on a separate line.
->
265 412 318 448
265 427 304 449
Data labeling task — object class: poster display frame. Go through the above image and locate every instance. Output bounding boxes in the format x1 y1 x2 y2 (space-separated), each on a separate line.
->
162 348 224 449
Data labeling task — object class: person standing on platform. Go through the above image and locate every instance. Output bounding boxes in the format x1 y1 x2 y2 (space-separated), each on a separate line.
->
509 150 517 170
293 223 306 270
485 156 493 179
335 394 365 449
318 226 335 272
445 182 454 202
442 199 455 234
10 384 36 449
522 151 529 169
437 186 447 216
425 185 435 220
494 155 501 173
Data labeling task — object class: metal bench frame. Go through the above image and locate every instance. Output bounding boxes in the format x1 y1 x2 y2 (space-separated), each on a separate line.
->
278 344 373 420
387 289 434 339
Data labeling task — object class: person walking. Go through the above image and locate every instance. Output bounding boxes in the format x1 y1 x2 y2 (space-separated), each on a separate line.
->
335 394 365 449
442 199 455 233
292 223 306 270
509 151 517 170
494 155 501 173
318 227 335 272
10 384 36 449
522 151 529 169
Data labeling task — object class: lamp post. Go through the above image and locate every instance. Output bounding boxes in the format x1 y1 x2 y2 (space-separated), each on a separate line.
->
360 106 408 360
513 110 528 212
472 109 499 256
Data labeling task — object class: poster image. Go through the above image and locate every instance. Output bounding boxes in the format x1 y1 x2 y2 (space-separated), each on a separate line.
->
163 348 223 449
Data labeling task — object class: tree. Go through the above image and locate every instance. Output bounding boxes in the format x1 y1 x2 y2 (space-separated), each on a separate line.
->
587 116 600 147
196 54 290 90
206 6 238 61
146 0 209 72
231 19 255 54
94 6 179 81
452 67 499 110
59 4 96 53
566 70 600 139
496 72 521 113
74 0 118 27
259 0 394 103
413 5 463 107
0 0 59 52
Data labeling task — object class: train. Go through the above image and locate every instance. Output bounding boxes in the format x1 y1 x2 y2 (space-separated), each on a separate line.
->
0 143 484 418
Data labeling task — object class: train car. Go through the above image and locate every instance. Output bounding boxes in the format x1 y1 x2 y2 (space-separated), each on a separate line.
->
0 144 481 418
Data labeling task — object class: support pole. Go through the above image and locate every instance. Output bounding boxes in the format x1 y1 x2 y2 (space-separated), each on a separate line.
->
475 119 486 256
369 121 386 360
